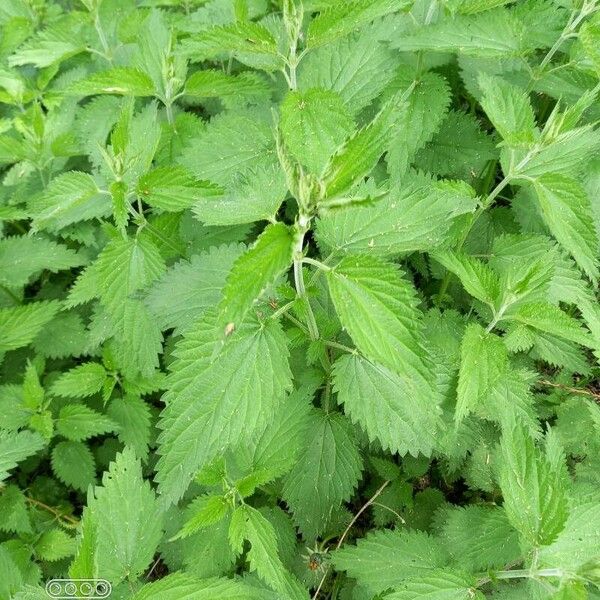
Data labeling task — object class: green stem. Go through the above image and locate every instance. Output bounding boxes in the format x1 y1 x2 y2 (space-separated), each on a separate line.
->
307 252 335 286
322 377 331 412
0 284 21 304
36 167 47 187
293 215 319 341
270 299 296 321
283 311 308 334
10 220 27 235
415 0 437 74
288 59 298 90
141 221 183 255
435 174 511 306
485 300 510 333
477 567 564 588
302 257 331 271
282 11 307 90
323 339 356 354
93 12 112 64
478 159 497 196
530 0 598 88
164 99 175 127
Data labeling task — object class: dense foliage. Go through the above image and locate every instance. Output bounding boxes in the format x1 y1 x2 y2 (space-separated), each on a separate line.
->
2 0 600 598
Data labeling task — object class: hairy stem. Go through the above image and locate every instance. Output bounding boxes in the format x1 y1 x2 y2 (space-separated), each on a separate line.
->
535 0 598 78
323 339 356 354
293 215 320 341
93 11 112 64
485 300 510 333
302 256 332 271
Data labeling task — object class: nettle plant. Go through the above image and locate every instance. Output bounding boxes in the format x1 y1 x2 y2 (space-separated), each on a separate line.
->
3 0 600 598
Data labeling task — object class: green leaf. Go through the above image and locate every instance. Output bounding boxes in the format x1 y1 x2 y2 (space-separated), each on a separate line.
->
0 301 61 353
532 173 599 280
451 0 514 14
580 17 600 76
386 70 452 177
456 323 508 423
0 485 30 534
478 74 536 144
180 109 276 187
306 0 408 48
73 447 163 584
30 171 106 232
334 529 448 595
229 505 307 600
333 353 440 456
0 544 23 599
0 134 27 165
9 16 86 67
499 423 569 548
184 69 269 101
175 494 230 540
51 440 95 492
111 298 164 378
137 166 221 212
282 410 362 540
439 505 521 572
316 178 476 255
0 430 45 483
185 21 283 69
391 8 525 57
30 410 53 440
22 361 43 411
249 386 314 481
538 502 600 572
505 302 594 348
298 29 398 115
0 235 85 288
515 126 600 179
50 363 108 399
69 68 156 97
326 254 433 377
156 310 292 505
280 88 354 175
131 573 277 600
145 243 245 332
415 111 497 180
133 9 176 98
192 164 287 226
486 369 541 438
488 233 556 307
217 222 294 332
55 404 117 442
385 570 483 600
69 235 165 313
433 251 500 306
107 395 152 462
35 528 75 561
322 99 400 198
2 3 600 595
110 180 128 232
117 101 162 186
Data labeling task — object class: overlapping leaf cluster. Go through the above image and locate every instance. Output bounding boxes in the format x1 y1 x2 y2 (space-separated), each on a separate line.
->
2 0 600 598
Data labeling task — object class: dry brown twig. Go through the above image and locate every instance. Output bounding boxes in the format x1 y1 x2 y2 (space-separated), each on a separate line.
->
312 480 390 600
538 379 600 402
25 495 79 526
